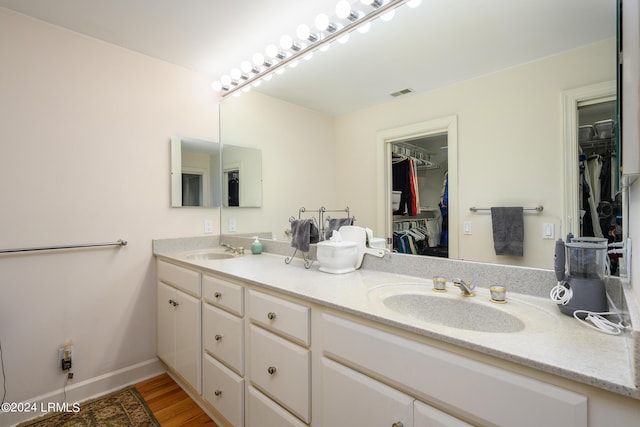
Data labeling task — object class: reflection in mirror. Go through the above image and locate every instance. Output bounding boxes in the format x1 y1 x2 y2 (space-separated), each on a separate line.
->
219 1 617 270
222 145 263 208
170 136 221 208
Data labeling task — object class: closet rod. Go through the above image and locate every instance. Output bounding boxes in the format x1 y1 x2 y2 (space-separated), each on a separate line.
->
469 206 543 212
0 239 128 254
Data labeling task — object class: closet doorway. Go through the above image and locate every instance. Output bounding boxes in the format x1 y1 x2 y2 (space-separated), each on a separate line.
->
378 116 458 259
563 81 622 274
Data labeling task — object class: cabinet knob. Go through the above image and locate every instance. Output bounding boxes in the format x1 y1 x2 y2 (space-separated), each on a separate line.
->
267 312 277 320
214 389 222 396
168 299 178 307
392 422 404 427
267 366 277 375
214 334 223 341
214 292 222 299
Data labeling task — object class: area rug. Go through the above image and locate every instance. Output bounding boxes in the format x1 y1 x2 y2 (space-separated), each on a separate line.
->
17 386 160 427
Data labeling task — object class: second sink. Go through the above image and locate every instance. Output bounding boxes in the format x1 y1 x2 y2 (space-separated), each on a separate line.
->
368 283 558 334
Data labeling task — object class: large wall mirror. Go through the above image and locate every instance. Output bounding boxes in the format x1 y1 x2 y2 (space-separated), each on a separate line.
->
220 0 618 270
170 136 221 208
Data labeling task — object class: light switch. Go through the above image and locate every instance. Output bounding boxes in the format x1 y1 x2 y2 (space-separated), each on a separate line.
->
543 223 555 239
204 219 213 234
228 218 237 232
463 221 472 235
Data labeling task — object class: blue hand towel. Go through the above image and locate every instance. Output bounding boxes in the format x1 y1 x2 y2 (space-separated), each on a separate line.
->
491 207 524 256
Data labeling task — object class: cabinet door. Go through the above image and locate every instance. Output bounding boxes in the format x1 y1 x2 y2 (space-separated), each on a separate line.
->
414 400 472 427
157 281 175 369
174 289 201 394
321 357 413 427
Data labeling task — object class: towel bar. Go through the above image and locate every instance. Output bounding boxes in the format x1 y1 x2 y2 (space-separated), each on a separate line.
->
469 206 543 213
0 239 128 254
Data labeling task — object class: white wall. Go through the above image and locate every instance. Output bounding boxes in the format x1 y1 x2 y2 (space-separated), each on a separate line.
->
334 39 616 269
220 91 337 239
0 7 219 411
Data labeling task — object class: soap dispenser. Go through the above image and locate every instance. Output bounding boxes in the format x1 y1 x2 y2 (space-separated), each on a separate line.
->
251 236 263 254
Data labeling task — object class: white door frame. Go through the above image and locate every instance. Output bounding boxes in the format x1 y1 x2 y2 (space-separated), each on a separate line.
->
376 115 458 258
562 81 616 238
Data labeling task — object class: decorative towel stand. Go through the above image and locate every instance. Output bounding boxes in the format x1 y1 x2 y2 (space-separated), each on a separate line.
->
285 206 354 268
469 205 543 213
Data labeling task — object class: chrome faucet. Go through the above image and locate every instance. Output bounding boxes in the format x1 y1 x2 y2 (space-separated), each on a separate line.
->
220 243 244 254
452 278 475 297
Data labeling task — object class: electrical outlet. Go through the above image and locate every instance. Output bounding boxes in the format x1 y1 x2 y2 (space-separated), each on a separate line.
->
228 218 237 232
59 345 72 371
204 219 213 234
543 223 555 240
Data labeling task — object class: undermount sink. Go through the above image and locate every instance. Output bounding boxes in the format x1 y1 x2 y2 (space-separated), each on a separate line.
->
180 249 236 261
368 283 558 334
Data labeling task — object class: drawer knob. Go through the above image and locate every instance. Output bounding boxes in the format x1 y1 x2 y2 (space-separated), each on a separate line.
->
214 334 223 341
267 312 277 320
214 389 222 396
267 366 277 375
214 292 222 299
392 422 404 427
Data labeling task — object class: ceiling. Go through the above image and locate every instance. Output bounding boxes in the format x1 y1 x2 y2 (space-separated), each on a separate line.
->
0 0 616 115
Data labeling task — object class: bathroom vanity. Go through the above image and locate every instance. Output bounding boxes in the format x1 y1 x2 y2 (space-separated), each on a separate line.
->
154 238 640 427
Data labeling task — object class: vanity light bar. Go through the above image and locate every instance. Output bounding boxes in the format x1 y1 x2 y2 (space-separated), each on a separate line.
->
213 0 420 97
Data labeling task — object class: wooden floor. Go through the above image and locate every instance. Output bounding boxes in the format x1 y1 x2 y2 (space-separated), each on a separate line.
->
135 373 218 427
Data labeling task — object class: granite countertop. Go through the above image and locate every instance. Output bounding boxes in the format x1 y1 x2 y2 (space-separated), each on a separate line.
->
154 241 639 400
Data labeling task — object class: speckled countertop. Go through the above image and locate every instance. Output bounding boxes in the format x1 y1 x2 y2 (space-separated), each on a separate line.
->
153 237 640 400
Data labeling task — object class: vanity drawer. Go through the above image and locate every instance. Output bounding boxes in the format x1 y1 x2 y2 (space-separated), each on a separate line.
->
203 303 244 375
203 353 244 427
157 260 201 297
247 386 307 427
322 313 587 427
202 274 244 316
249 324 310 423
248 290 310 346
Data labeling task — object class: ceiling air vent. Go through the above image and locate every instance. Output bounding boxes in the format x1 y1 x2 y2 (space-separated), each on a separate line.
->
390 88 413 97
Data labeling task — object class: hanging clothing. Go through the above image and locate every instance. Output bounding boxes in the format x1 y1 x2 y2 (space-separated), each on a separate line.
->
439 171 449 247
392 158 419 216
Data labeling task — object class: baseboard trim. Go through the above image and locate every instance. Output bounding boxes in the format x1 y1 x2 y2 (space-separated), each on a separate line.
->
2 357 165 427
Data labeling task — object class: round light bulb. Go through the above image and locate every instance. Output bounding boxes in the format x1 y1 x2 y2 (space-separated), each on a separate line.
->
296 24 311 41
230 68 242 80
381 9 395 21
211 81 223 92
407 0 422 8
280 34 293 50
336 1 352 19
315 13 330 31
241 60 253 74
220 75 231 86
266 44 280 59
360 0 374 5
252 52 265 66
358 22 371 33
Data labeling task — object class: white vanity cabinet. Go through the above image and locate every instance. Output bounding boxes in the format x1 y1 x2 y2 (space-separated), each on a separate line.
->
321 313 587 427
321 357 472 427
202 273 245 426
247 290 311 425
156 260 202 394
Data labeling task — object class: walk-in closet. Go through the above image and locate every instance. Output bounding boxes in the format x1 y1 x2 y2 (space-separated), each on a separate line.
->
391 133 449 257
